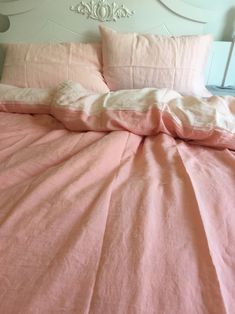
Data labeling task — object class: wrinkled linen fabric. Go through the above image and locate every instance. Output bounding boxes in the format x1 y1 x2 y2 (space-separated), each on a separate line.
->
99 26 212 97
0 82 235 314
1 81 235 150
1 42 109 93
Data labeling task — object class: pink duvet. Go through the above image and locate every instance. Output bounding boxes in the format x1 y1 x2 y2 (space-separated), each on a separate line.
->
0 82 235 314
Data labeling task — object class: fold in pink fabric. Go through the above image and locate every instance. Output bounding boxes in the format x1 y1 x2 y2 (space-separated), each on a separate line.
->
0 82 235 313
1 81 235 150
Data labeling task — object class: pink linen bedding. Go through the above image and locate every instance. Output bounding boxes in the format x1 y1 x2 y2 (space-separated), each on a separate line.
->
0 82 235 314
1 42 109 93
99 26 212 97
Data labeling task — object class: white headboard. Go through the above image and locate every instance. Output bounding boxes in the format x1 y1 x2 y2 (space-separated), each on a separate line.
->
0 0 216 42
0 0 234 87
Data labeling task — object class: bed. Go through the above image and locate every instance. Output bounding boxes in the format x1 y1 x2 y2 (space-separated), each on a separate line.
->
0 1 235 313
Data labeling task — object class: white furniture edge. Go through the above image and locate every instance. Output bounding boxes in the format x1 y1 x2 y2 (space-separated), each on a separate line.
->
222 37 235 87
0 0 38 16
159 0 214 23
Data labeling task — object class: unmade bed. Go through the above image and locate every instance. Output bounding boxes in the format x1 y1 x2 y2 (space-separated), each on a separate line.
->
0 1 235 314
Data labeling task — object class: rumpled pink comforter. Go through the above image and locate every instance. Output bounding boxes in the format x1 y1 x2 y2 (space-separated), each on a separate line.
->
0 82 235 314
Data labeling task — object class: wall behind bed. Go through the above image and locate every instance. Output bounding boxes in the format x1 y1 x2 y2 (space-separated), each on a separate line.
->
0 0 235 86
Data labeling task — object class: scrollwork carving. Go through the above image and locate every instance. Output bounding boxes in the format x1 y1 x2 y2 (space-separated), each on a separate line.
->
70 0 135 22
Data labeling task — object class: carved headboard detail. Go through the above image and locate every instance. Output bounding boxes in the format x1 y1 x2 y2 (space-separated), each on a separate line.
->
70 0 135 22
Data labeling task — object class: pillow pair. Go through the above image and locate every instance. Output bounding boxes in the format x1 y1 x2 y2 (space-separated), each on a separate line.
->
1 27 213 97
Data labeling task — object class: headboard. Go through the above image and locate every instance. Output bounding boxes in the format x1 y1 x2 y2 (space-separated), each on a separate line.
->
0 0 234 87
